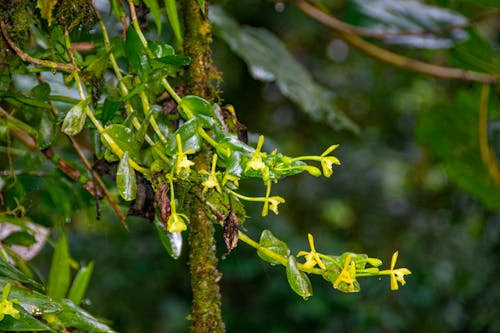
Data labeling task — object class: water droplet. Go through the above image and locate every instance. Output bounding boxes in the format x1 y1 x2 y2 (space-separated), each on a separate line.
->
274 2 285 12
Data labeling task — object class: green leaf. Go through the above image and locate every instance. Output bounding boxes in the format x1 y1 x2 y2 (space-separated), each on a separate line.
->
116 151 137 201
154 215 183 259
125 27 149 79
101 124 140 161
37 113 57 150
67 262 94 305
450 30 500 75
109 0 125 19
286 255 313 299
101 97 122 124
37 0 58 25
197 0 206 13
0 257 44 291
164 0 182 46
61 98 90 136
86 51 111 77
257 230 290 265
0 306 55 332
47 232 71 300
2 231 36 247
0 278 62 315
166 118 203 155
416 88 500 210
31 82 51 101
179 95 216 118
350 0 468 49
210 7 357 132
154 55 191 66
58 299 116 333
143 0 162 35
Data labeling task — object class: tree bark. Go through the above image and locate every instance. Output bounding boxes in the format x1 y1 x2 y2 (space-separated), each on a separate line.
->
182 1 225 332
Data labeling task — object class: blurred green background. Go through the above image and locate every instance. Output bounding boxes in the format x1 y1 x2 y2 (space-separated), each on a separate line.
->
3 0 500 332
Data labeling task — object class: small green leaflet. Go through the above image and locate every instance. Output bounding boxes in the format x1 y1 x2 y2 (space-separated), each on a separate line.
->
164 0 182 46
47 232 71 300
286 255 313 299
257 230 290 266
61 97 90 136
67 262 94 305
116 151 137 201
143 0 162 35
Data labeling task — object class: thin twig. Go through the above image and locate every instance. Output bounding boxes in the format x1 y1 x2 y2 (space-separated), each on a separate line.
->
478 84 500 185
296 0 498 84
0 20 74 72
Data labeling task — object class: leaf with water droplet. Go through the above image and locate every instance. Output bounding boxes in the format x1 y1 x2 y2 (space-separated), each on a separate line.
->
286 255 313 300
154 214 182 259
61 97 90 135
116 151 137 201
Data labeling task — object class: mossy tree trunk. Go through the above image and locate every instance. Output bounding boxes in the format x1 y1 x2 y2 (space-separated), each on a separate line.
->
182 1 225 332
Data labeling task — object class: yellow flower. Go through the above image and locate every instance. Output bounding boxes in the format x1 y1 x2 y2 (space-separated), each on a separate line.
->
245 135 268 176
388 251 411 290
297 233 326 270
0 284 20 321
174 134 195 177
333 254 357 292
167 212 189 233
320 145 340 178
261 181 285 216
201 154 222 193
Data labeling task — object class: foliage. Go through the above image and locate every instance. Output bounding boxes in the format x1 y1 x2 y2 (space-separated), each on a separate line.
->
1 0 499 332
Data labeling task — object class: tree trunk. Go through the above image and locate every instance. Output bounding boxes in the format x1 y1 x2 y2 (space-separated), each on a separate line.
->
182 1 225 332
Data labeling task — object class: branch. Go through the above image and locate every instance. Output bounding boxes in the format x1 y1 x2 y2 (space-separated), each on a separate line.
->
295 0 499 84
0 21 74 72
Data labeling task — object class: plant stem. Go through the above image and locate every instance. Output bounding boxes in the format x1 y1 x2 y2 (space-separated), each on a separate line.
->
181 1 225 332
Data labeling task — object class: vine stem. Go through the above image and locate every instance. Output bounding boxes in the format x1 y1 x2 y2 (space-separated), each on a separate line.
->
295 0 498 84
478 84 500 185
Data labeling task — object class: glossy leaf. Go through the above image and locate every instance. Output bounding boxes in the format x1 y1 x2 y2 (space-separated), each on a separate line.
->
154 55 191 66
0 278 62 315
67 262 94 305
101 124 140 161
286 255 313 299
257 230 290 265
117 151 137 201
166 118 203 155
450 30 500 74
61 98 89 136
210 7 357 132
143 0 162 35
154 215 183 259
58 299 116 333
47 232 71 300
351 0 468 49
0 306 54 332
164 0 182 45
0 257 44 291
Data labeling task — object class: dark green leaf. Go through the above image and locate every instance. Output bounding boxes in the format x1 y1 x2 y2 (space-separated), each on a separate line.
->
154 55 191 66
154 215 182 259
0 257 44 291
31 82 51 100
257 230 290 265
2 231 36 247
58 299 116 332
143 0 162 35
101 97 122 124
117 151 137 201
0 278 62 315
149 41 175 58
450 29 500 74
210 7 357 132
47 232 71 300
86 51 111 77
37 113 57 150
286 255 313 299
125 27 149 79
61 98 90 136
351 0 469 49
0 306 54 331
166 118 203 155
67 262 94 305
